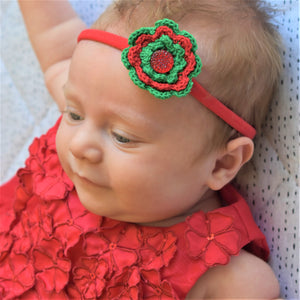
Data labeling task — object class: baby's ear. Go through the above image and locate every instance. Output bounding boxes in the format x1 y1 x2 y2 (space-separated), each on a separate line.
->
206 137 254 191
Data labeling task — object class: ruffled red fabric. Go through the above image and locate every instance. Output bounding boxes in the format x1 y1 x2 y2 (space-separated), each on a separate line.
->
0 118 269 299
185 212 241 266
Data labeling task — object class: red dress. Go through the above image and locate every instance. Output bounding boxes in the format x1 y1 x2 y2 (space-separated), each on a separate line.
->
0 119 269 299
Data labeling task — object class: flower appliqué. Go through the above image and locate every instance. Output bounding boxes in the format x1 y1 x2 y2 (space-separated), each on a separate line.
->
141 269 179 300
83 224 142 274
19 118 73 202
122 18 202 99
72 258 108 298
108 266 141 299
33 238 71 293
185 212 241 266
140 231 177 270
0 254 35 299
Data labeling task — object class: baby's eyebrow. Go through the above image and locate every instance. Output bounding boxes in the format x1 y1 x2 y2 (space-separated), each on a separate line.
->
62 84 82 105
109 106 162 134
62 84 73 97
62 83 68 93
62 83 162 133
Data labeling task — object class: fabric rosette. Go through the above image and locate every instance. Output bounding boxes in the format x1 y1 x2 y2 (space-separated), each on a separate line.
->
122 18 202 99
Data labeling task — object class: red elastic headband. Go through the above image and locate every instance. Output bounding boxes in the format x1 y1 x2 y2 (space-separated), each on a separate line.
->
78 21 256 139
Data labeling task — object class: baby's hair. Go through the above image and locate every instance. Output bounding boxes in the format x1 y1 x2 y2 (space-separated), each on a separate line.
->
93 0 282 149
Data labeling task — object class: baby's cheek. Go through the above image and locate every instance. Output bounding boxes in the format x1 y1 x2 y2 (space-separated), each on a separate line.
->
55 124 69 174
55 125 63 157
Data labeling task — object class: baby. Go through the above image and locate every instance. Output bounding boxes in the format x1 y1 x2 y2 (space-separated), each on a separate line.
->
0 0 283 299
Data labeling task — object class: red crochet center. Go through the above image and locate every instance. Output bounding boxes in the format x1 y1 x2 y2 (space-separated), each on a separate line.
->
150 50 174 73
127 26 197 91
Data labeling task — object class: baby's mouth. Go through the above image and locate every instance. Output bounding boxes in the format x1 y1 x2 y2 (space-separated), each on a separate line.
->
74 172 109 189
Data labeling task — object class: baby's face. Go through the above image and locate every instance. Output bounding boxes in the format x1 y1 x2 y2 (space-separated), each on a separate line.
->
56 40 218 225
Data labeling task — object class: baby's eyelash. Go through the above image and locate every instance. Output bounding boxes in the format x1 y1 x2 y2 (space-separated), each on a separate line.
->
69 112 83 121
112 132 131 144
62 109 84 121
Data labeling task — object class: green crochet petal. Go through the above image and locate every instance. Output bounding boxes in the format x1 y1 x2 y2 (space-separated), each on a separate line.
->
154 19 180 34
127 26 155 46
121 18 202 99
121 48 131 69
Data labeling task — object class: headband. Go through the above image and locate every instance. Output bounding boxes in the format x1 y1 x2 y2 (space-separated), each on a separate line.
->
78 19 256 139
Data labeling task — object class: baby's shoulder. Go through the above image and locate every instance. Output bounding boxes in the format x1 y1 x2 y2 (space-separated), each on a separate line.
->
186 249 280 299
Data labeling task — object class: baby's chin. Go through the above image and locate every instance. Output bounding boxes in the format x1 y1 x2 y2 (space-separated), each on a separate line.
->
75 190 178 226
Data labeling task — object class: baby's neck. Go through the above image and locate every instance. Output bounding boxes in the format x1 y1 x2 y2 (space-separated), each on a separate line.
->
139 189 222 227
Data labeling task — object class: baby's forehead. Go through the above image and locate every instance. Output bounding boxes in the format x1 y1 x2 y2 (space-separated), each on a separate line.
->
68 40 212 127
69 40 123 80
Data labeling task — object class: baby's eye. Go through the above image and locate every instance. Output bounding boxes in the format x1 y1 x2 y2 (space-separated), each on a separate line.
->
113 132 131 144
62 108 84 122
69 112 83 121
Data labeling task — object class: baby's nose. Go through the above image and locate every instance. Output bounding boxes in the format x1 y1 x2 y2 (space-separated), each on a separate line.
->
69 125 103 164
73 147 103 163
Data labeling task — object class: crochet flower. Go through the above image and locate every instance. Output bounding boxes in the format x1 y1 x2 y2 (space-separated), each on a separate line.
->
122 18 201 99
185 212 241 266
